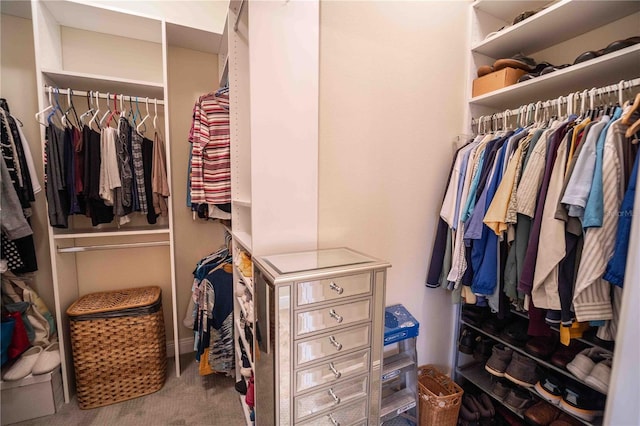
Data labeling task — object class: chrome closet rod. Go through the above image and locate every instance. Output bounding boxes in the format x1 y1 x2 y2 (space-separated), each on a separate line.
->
471 77 640 125
233 0 246 32
57 241 170 253
43 86 165 105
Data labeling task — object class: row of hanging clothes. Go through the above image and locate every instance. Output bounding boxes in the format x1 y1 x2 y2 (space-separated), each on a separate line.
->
183 234 234 375
38 87 170 228
187 84 230 222
427 79 640 345
1 99 40 273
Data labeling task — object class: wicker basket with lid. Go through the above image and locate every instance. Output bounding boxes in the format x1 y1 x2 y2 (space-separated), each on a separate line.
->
66 286 166 409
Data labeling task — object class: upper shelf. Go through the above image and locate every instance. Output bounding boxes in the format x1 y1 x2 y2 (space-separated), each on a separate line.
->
53 225 170 239
472 0 640 58
42 69 164 99
165 22 223 54
472 0 553 23
469 44 640 110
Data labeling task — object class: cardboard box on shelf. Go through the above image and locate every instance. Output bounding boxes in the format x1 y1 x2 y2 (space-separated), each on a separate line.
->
472 67 527 97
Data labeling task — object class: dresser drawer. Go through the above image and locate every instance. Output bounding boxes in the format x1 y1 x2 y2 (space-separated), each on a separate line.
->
295 375 368 421
296 349 370 394
296 324 370 366
296 299 370 337
297 273 371 307
297 398 367 426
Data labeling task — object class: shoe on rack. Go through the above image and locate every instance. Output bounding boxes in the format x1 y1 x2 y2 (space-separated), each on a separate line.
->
481 315 511 335
477 65 494 78
524 400 562 426
500 321 530 347
492 378 513 401
550 340 587 370
2 346 42 381
235 378 247 395
549 413 584 426
525 334 558 359
504 352 538 388
534 373 564 406
459 327 479 355
584 358 612 395
559 383 605 422
485 344 513 377
503 387 535 411
566 347 611 380
473 336 495 362
493 54 538 73
32 342 61 375
462 305 489 327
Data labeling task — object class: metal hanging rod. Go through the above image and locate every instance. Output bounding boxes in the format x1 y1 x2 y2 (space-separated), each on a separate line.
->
57 241 170 253
44 85 165 105
233 0 246 32
472 77 640 126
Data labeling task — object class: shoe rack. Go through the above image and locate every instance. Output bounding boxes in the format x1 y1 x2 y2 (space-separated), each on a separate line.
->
455 306 612 426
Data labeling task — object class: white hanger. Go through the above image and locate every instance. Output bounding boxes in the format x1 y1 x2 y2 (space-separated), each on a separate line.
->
35 87 54 126
153 98 158 131
137 97 150 133
79 91 94 125
100 93 112 127
120 93 126 119
89 91 101 130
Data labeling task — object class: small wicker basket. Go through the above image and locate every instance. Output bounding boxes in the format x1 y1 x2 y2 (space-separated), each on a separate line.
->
66 286 167 409
417 365 464 426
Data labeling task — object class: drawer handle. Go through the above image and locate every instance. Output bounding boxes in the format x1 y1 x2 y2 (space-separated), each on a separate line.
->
329 309 343 323
328 362 342 379
329 281 344 295
329 336 343 351
328 388 341 405
328 414 340 426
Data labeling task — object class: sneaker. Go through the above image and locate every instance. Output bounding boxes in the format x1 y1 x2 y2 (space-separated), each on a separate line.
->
503 387 534 411
550 340 587 370
504 352 538 387
566 347 610 380
473 336 495 361
485 344 513 377
534 373 564 406
560 383 605 422
524 400 562 426
584 358 612 394
459 327 479 355
492 378 513 400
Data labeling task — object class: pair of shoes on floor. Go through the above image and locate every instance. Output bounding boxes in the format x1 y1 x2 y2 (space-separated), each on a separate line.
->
459 393 495 424
566 347 612 394
2 342 61 381
534 371 605 422
485 345 538 387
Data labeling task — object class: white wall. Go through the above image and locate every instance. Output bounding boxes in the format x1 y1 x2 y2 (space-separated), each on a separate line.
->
319 0 470 369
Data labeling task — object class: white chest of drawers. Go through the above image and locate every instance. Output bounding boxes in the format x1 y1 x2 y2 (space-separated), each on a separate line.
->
252 247 390 425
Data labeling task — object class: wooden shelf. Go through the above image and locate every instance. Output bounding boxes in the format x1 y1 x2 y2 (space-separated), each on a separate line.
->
233 231 253 252
166 21 223 54
42 69 164 99
472 0 552 23
232 199 252 208
472 0 640 58
469 45 640 110
53 225 170 239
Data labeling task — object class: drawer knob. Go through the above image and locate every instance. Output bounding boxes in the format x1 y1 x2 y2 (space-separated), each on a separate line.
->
329 335 343 351
328 388 341 405
329 281 344 295
328 362 342 379
328 414 340 426
329 309 343 323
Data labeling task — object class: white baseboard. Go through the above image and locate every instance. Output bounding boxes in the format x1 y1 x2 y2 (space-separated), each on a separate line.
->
166 337 195 358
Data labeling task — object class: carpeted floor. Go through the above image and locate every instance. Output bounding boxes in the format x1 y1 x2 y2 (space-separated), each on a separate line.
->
8 354 245 426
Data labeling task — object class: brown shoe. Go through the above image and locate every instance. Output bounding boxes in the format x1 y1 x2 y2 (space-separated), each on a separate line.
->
505 352 538 387
549 413 584 426
525 335 558 359
485 344 513 377
524 400 561 425
503 388 534 411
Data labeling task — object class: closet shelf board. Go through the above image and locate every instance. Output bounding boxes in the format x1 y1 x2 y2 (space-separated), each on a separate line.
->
232 199 252 208
472 0 552 23
472 0 640 58
469 45 640 110
52 226 170 239
461 320 607 396
166 22 222 54
233 231 253 253
41 69 164 99
42 0 161 44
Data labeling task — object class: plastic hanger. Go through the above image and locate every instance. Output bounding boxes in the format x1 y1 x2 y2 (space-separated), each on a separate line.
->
46 88 64 125
105 93 120 128
63 89 81 129
35 87 54 126
89 91 102 131
120 94 126 122
136 97 150 134
79 91 95 126
621 92 640 125
153 98 158 131
99 93 112 127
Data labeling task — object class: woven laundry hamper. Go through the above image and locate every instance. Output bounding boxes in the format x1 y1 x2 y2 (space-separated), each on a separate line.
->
66 286 167 409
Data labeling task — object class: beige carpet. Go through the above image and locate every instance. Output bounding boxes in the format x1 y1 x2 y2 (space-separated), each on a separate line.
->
9 354 246 426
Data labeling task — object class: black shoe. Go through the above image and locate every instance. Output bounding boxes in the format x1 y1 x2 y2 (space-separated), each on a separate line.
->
473 337 495 361
235 379 247 395
459 327 479 355
500 320 530 347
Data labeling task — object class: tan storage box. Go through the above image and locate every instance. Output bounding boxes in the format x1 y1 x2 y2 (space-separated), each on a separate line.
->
472 67 527 97
66 286 166 409
1 368 63 425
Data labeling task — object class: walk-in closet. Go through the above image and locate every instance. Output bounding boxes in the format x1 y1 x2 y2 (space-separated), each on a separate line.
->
1 1 639 425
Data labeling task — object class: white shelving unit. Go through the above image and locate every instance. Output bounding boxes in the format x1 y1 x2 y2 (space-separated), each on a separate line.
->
459 1 640 424
29 0 225 405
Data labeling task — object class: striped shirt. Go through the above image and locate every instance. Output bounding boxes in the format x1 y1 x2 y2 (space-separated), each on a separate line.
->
189 93 230 205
